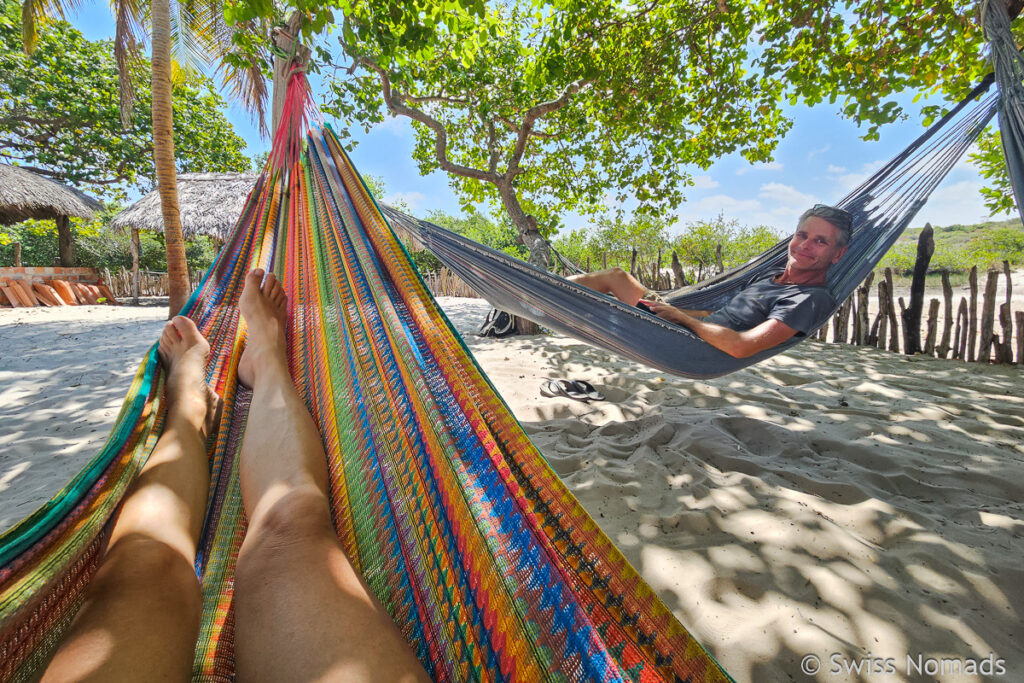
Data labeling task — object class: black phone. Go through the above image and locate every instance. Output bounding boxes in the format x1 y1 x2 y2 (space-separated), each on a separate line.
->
635 301 653 313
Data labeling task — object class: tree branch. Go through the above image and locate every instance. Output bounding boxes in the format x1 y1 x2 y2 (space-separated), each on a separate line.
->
507 79 590 176
359 57 499 184
404 94 470 106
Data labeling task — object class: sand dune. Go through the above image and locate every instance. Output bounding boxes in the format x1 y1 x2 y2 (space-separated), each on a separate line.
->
2 298 1022 682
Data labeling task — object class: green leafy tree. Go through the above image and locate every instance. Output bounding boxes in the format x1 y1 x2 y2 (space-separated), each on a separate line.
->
1 7 251 278
426 209 526 258
972 130 1018 217
1 7 251 199
18 0 269 314
226 0 1023 267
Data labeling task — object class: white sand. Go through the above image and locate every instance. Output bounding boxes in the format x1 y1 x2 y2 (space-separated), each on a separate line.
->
2 298 1022 682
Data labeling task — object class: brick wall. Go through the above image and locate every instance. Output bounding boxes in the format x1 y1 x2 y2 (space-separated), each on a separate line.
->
0 267 100 283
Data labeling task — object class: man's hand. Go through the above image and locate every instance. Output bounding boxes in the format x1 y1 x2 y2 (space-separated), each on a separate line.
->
639 300 708 324
637 299 798 358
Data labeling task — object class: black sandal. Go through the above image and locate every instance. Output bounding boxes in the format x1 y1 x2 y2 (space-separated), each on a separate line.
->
570 379 605 401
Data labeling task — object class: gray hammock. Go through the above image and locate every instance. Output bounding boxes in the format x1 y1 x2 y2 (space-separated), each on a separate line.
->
381 15 1020 379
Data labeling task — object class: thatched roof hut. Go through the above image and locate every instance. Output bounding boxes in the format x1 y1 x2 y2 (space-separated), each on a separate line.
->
0 163 103 225
111 173 259 240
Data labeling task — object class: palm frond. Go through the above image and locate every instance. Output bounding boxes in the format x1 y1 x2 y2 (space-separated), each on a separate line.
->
114 0 145 128
169 0 205 73
20 0 73 53
211 12 273 138
218 36 270 136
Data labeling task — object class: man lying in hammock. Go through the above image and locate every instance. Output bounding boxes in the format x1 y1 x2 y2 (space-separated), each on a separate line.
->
570 204 851 358
42 270 430 683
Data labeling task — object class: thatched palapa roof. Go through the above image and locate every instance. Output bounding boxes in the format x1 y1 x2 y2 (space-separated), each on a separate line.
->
111 173 259 240
0 163 103 225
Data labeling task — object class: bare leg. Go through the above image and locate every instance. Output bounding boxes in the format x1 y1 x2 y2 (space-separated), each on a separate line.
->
233 269 429 683
569 267 649 306
43 317 214 683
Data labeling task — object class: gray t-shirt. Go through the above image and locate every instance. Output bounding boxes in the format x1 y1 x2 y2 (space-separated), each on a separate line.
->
702 273 835 336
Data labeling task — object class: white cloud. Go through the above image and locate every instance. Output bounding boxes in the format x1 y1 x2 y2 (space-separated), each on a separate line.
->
691 194 762 214
826 164 846 174
808 144 831 159
690 174 719 189
383 191 425 209
758 182 816 208
736 161 783 176
914 179 1013 228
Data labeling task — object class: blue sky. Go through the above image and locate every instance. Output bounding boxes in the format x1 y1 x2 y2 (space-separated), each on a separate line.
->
72 4 1012 239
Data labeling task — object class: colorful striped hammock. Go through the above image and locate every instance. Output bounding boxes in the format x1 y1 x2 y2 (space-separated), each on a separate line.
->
0 73 732 682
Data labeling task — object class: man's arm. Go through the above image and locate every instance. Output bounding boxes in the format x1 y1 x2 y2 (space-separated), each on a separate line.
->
638 300 710 317
645 302 798 358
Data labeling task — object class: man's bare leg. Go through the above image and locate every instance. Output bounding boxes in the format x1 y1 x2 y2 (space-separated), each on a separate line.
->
569 267 649 305
233 269 430 683
43 317 214 683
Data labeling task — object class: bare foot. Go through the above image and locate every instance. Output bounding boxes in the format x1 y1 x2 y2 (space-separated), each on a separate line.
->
158 316 216 437
238 269 289 388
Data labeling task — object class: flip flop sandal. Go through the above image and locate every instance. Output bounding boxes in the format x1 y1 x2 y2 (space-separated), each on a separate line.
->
540 380 561 398
540 379 589 401
570 379 605 401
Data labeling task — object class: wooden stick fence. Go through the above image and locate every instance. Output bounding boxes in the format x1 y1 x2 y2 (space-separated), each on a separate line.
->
103 267 206 301
421 268 481 298
819 225 1021 364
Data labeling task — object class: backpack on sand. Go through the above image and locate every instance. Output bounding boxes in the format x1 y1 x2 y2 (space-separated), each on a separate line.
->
477 308 518 338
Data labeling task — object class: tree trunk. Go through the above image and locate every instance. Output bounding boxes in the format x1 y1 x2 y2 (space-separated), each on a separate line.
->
901 223 933 354
130 227 141 305
151 0 189 317
671 252 686 288
497 182 551 269
271 12 310 135
57 215 74 266
13 242 21 267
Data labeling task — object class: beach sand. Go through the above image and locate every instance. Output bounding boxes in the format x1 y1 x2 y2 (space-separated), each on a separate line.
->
1 297 1022 682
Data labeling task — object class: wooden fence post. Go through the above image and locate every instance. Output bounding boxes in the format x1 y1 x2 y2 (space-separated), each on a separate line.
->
979 268 999 363
999 261 1014 363
954 298 969 360
898 296 908 352
924 298 940 354
12 242 21 267
884 268 899 352
936 270 954 358
856 272 874 345
130 227 141 305
834 296 852 344
901 224 934 354
1017 311 1024 364
968 266 978 361
873 280 888 349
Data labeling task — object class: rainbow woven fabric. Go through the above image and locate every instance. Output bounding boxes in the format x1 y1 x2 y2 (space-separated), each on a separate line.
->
0 76 731 683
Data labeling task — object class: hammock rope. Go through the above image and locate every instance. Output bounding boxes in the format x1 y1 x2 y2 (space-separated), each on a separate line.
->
0 70 732 683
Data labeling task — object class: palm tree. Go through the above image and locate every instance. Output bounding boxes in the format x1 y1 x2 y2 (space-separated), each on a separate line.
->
21 0 271 316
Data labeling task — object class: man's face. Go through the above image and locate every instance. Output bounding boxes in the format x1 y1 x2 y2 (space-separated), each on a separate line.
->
787 216 847 273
